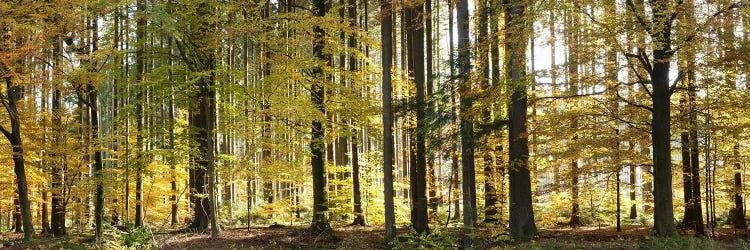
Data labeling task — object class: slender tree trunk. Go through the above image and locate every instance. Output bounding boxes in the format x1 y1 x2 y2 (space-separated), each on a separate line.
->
457 0 476 245
134 0 146 228
478 0 499 224
348 0 365 227
565 8 581 227
13 196 20 233
675 0 704 235
425 0 439 223
447 0 460 222
86 16 105 242
167 1 178 228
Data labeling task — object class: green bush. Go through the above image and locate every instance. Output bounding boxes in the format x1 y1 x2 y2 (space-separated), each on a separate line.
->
121 227 153 249
390 228 458 250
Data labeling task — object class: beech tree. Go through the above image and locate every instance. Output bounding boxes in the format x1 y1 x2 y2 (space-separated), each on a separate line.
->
0 7 35 238
505 0 537 241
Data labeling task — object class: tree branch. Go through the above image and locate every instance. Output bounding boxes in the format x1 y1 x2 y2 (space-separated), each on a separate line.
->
617 91 653 112
625 0 652 35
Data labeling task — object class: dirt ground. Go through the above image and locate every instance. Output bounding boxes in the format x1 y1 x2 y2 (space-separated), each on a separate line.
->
1 225 749 249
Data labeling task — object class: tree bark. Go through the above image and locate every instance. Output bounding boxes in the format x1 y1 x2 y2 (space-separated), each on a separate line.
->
457 0 476 245
86 15 105 242
134 0 146 229
51 36 66 237
381 0 396 241
406 0 429 235
447 0 460 221
310 0 331 233
505 0 537 241
348 0 365 227
0 74 35 239
648 0 676 236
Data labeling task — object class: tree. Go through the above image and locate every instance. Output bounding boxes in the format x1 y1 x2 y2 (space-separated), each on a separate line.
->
50 24 67 238
382 0 397 242
310 0 331 233
134 0 146 229
677 0 704 235
0 10 36 238
456 0 476 245
84 10 106 242
172 0 219 237
349 0 366 227
406 0 429 234
625 0 679 236
505 0 537 242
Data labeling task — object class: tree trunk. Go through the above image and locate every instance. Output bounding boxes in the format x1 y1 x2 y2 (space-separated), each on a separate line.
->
381 0 396 241
51 37 66 237
457 0 476 245
134 0 146 229
648 0 676 236
348 0 365 227
425 0 439 223
505 0 537 241
447 0 459 221
630 162 637 220
181 3 219 237
478 0 499 224
310 0 331 233
87 16 105 242
406 0 429 235
0 74 35 239
13 195 20 233
675 0 704 235
565 8 581 227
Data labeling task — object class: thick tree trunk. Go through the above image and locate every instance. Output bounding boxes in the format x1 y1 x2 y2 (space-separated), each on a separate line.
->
406 0 429 235
457 0 476 245
51 37 66 237
310 0 331 233
649 1 676 233
182 3 218 237
381 0 396 241
505 0 537 241
0 73 35 239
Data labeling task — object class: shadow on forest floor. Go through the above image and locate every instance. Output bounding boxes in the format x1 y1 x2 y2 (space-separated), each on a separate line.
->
1 225 749 249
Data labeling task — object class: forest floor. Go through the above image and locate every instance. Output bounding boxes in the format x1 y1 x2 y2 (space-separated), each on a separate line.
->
1 224 750 249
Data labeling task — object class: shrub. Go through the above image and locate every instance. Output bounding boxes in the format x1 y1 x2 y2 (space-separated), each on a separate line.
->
390 228 458 250
121 227 153 249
